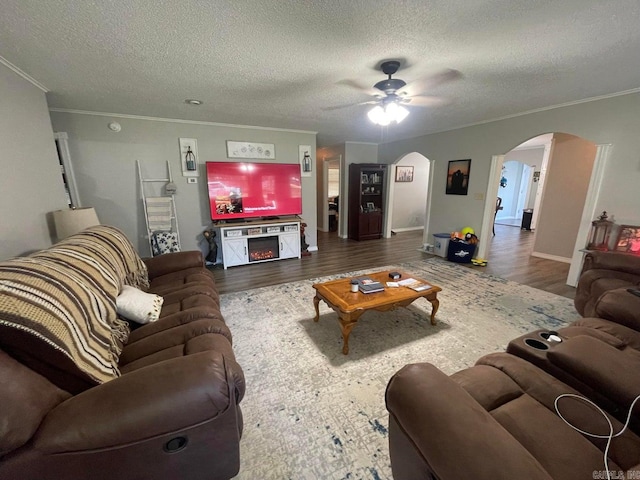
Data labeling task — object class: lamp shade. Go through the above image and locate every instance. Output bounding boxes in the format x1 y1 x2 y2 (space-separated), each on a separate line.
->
367 102 409 126
53 207 100 240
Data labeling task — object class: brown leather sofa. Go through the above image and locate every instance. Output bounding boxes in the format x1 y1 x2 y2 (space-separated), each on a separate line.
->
386 353 640 480
386 250 640 480
575 250 640 318
0 226 244 480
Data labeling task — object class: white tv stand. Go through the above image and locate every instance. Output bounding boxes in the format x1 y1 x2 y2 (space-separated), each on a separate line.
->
218 218 301 269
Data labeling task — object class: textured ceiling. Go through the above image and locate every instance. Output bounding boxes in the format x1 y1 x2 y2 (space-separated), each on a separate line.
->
1 1 640 147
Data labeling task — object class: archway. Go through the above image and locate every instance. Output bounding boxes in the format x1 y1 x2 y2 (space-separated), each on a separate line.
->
384 152 432 240
479 132 609 287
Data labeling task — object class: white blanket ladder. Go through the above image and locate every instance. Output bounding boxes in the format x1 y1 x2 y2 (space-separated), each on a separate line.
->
136 160 181 255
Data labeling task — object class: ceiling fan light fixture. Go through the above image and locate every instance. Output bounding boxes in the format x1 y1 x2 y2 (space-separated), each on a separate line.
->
367 102 409 126
367 105 386 125
387 102 409 123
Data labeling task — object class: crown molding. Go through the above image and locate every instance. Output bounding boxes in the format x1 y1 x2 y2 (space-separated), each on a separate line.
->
48 108 317 135
383 87 640 145
0 55 48 92
431 88 640 136
345 141 378 145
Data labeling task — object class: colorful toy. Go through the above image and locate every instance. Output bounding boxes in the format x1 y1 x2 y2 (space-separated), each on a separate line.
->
452 227 479 244
465 233 479 244
461 226 475 237
471 258 487 266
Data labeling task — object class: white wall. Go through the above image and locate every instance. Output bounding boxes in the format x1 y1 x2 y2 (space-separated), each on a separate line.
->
379 92 640 245
49 111 317 256
389 152 428 231
497 160 522 220
500 147 544 217
533 133 596 259
0 63 68 259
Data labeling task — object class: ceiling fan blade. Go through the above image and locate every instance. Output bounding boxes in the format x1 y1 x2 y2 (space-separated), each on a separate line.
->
336 79 380 97
401 96 450 107
397 69 462 97
322 100 378 111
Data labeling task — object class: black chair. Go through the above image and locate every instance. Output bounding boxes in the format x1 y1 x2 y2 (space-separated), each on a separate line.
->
493 197 503 235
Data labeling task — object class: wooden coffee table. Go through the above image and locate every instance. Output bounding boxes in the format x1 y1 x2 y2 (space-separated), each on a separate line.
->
312 271 442 355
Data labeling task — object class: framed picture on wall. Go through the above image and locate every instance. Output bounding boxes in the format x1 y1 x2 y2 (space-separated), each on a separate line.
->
395 166 414 182
614 225 640 254
446 159 471 195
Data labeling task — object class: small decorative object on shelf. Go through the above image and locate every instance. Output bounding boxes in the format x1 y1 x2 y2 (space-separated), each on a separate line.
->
587 211 614 250
185 146 196 171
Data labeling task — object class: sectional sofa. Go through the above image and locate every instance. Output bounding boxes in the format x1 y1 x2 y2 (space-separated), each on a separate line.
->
386 251 640 479
0 225 244 480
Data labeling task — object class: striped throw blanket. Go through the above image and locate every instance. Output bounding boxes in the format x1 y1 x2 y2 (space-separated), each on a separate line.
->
0 225 148 387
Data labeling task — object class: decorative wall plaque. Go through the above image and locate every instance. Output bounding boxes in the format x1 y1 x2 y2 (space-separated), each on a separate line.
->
226 141 275 159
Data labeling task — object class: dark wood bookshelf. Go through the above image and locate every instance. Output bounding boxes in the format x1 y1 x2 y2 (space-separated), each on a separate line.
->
348 163 386 241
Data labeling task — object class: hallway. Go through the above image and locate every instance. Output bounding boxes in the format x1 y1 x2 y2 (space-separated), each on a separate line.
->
478 223 573 298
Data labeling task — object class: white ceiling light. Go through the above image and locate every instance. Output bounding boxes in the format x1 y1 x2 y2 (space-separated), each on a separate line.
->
367 102 409 126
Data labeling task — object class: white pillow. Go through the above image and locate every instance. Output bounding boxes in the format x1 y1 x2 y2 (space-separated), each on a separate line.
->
116 286 164 324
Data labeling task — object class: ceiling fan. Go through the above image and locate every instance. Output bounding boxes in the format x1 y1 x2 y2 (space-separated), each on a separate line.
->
326 60 461 126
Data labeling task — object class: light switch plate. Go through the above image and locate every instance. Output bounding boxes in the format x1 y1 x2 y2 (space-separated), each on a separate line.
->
187 177 197 184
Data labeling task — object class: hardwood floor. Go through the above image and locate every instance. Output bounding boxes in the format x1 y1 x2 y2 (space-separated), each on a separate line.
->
210 223 576 299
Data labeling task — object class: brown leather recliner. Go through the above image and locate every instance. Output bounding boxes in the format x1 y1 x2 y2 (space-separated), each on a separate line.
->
0 228 244 480
386 353 640 480
575 250 640 318
386 250 640 479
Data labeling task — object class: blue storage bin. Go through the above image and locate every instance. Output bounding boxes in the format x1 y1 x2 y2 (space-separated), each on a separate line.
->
447 240 476 263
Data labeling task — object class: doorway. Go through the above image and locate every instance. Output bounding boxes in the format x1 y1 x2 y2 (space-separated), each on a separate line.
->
54 132 81 208
496 155 542 227
478 133 606 287
384 152 431 239
321 155 343 237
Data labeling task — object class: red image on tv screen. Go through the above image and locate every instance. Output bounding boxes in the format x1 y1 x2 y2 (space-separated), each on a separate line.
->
206 162 302 221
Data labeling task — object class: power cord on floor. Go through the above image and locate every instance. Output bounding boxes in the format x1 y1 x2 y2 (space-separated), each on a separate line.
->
555 393 640 480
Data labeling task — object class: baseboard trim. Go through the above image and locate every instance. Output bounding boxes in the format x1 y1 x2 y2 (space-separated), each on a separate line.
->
391 226 425 233
530 251 572 264
308 246 318 252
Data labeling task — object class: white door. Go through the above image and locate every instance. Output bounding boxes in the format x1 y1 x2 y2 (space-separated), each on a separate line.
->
514 165 533 221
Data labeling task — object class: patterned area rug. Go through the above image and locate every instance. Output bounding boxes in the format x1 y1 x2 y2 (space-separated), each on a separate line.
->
221 257 577 479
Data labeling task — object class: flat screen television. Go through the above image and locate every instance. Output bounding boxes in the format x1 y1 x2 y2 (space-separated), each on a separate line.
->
206 161 302 221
